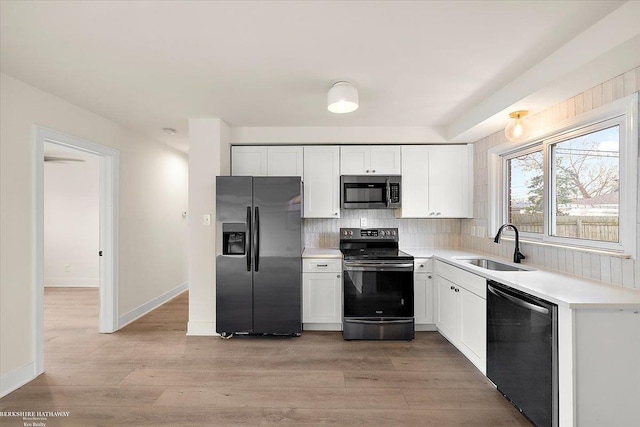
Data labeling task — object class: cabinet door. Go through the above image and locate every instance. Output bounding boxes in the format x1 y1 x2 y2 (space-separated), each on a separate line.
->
232 146 268 176
370 146 401 175
340 146 370 174
400 145 430 217
414 273 434 324
460 287 486 373
303 146 340 218
427 145 472 218
303 272 342 323
400 145 472 218
267 146 304 177
435 276 461 343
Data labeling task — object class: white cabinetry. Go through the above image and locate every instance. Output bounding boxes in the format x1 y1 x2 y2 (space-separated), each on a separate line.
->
232 146 303 177
303 146 340 218
400 145 473 218
414 258 436 330
340 146 401 175
232 146 268 176
434 260 486 373
302 258 342 331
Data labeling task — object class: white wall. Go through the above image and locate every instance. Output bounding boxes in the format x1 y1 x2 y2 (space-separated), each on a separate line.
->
461 66 640 288
187 118 229 336
44 149 99 287
0 73 188 393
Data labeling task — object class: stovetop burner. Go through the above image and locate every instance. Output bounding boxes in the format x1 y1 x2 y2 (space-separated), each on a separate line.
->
339 228 413 261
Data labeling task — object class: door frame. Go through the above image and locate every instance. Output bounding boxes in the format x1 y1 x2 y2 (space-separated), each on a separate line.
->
34 126 120 374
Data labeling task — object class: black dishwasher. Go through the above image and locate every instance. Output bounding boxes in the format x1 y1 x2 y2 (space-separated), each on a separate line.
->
486 280 558 427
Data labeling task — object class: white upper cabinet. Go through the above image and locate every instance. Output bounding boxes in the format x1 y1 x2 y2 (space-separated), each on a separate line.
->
340 145 401 175
266 146 304 177
303 146 340 218
231 146 303 177
400 144 473 218
232 146 268 176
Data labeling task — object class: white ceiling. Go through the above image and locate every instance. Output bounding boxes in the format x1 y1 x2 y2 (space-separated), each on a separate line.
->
2 1 639 152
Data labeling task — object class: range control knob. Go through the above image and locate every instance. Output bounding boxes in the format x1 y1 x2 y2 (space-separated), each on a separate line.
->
391 230 396 236
348 230 353 236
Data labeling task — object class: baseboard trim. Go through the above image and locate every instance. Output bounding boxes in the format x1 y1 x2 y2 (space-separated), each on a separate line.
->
415 324 437 332
118 282 188 329
45 278 99 287
303 323 342 331
187 321 218 336
0 362 36 398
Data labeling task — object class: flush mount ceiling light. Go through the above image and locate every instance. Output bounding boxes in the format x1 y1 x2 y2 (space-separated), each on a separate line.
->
504 110 531 142
162 127 177 135
327 81 359 114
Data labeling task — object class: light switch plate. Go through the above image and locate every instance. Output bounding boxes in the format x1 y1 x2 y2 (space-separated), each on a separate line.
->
203 214 211 226
360 218 367 227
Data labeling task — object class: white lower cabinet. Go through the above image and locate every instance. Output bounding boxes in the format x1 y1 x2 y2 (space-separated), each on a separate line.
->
434 260 486 373
302 258 342 330
414 258 435 330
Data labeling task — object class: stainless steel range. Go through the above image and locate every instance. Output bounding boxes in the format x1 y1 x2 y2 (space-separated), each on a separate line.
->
340 228 414 340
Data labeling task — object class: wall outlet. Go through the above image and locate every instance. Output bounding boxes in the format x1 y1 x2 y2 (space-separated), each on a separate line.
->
470 226 476 237
64 264 71 273
477 226 486 238
360 217 367 227
203 214 211 226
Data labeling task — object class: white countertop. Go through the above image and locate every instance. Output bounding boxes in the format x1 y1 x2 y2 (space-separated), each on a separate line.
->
403 248 640 310
302 248 343 259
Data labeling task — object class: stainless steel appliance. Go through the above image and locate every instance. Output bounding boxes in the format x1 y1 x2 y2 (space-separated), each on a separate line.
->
216 176 302 336
487 280 558 427
340 175 401 209
340 228 414 340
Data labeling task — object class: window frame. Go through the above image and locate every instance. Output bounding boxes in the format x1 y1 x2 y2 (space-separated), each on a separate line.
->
488 93 638 258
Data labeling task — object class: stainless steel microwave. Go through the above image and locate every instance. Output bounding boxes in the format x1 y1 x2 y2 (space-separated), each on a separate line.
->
340 175 401 209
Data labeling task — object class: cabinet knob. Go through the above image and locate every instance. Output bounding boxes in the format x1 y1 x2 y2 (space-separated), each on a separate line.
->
450 285 455 290
419 265 424 268
436 212 441 216
454 288 460 293
372 170 376 173
366 169 370 173
337 274 341 278
427 275 432 279
333 212 338 216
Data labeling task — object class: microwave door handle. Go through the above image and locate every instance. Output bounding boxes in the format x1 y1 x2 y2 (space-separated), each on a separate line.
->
386 178 390 208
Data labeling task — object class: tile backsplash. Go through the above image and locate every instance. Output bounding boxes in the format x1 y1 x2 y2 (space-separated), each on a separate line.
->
303 209 461 249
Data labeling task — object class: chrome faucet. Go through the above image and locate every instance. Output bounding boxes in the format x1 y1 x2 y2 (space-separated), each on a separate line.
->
494 223 526 263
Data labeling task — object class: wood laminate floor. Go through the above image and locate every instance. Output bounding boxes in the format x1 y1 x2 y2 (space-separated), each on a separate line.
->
0 288 531 426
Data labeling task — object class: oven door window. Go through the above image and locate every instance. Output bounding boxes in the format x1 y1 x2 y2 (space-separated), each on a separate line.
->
343 183 386 204
343 270 413 317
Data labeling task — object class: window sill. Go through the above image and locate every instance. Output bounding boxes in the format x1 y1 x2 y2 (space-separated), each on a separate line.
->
491 236 632 259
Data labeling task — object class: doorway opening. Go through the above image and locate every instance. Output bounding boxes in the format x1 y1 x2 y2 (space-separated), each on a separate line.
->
34 126 119 376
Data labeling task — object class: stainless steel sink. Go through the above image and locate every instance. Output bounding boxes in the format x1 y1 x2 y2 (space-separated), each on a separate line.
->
460 258 533 272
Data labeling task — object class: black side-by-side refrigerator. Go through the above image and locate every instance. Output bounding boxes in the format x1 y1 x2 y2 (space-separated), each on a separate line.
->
216 176 302 336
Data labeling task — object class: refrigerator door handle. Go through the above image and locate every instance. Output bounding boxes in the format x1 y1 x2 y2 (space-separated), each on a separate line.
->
254 206 260 272
246 206 252 271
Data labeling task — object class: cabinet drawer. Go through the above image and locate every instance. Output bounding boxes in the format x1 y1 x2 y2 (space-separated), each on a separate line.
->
436 261 485 299
303 258 342 273
414 258 432 272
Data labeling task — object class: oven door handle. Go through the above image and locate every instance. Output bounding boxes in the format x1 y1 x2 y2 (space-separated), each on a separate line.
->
488 284 549 315
344 262 414 272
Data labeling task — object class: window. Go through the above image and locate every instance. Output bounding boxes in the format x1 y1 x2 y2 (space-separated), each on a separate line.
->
489 94 638 257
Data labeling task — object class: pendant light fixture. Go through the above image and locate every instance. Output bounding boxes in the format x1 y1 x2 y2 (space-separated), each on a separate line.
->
327 81 359 114
504 110 531 142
